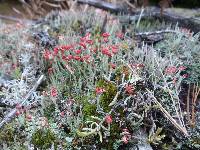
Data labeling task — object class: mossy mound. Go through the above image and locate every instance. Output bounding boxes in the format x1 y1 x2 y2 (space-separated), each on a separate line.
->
31 128 57 150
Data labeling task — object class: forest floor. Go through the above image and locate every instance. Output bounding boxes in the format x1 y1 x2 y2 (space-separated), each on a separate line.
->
0 1 200 150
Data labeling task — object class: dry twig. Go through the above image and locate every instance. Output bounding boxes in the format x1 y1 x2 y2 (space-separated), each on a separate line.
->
191 83 200 127
187 84 191 123
146 88 189 136
0 75 44 129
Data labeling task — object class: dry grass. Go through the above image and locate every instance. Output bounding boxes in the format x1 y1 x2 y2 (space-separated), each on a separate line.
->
187 83 200 128
18 0 72 19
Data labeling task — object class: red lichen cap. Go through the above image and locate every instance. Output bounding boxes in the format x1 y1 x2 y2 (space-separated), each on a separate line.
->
102 32 110 38
105 115 113 124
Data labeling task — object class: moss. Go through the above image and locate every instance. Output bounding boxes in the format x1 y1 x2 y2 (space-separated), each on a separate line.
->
71 20 83 33
43 104 56 120
114 65 130 82
31 128 57 150
96 122 121 150
12 67 22 79
110 122 121 140
0 123 28 147
82 102 97 118
77 94 96 119
81 77 130 148
96 79 117 112
110 123 121 136
0 124 15 144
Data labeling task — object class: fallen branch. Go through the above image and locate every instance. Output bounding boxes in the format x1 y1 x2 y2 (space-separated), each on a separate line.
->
0 75 44 129
77 0 125 12
135 29 177 36
131 30 178 44
119 7 200 33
